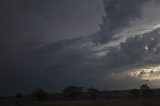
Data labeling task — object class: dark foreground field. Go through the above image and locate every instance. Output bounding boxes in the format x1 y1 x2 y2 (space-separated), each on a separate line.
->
1 99 160 106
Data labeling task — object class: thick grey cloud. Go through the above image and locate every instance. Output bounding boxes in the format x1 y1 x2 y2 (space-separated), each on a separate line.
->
96 0 150 43
1 0 160 96
0 0 104 49
8 27 158 95
0 0 105 96
103 0 149 31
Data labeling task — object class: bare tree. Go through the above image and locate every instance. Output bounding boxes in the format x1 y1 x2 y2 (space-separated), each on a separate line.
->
140 84 153 98
87 87 99 100
16 92 23 98
63 86 83 100
31 88 48 101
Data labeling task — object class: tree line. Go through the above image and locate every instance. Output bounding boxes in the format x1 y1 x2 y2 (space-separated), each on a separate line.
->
1 84 154 102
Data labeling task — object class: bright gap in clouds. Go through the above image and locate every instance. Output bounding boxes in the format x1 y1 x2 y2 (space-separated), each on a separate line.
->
154 24 160 29
129 65 160 81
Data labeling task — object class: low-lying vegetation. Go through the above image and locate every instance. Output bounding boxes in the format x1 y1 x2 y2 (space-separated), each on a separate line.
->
1 84 160 106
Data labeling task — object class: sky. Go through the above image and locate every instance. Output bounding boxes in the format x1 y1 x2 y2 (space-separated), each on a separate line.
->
1 0 160 96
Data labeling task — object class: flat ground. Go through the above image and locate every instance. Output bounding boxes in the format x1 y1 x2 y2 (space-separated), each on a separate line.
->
1 99 160 106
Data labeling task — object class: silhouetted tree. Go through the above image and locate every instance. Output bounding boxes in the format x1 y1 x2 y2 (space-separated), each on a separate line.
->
31 88 48 101
129 89 139 99
63 86 83 100
16 92 23 98
140 84 153 98
87 87 99 100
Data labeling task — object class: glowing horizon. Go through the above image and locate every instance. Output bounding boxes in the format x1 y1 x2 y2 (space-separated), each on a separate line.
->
129 65 160 81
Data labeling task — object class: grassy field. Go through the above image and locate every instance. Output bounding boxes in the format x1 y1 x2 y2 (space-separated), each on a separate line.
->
1 99 160 106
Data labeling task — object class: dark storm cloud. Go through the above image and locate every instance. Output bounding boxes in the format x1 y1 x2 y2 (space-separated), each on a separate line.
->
31 0 160 92
1 0 160 96
97 27 160 71
98 0 150 43
104 0 149 30
0 0 104 95
0 0 104 48
27 27 160 93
